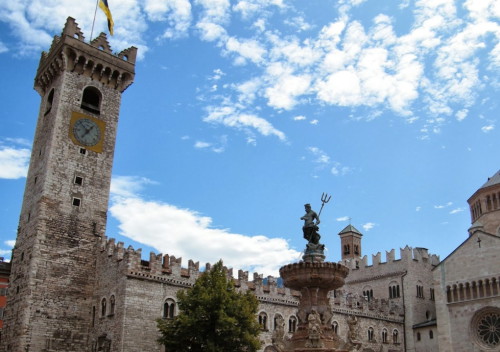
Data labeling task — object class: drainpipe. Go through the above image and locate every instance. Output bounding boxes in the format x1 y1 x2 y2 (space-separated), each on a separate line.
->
401 270 408 352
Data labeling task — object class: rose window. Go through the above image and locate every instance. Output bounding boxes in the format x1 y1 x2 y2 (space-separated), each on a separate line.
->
472 307 500 349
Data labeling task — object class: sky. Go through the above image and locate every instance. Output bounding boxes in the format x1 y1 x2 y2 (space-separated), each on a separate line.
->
0 0 499 276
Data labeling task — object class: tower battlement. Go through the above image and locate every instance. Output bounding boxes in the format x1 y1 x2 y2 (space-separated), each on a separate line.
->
341 245 439 270
35 17 137 95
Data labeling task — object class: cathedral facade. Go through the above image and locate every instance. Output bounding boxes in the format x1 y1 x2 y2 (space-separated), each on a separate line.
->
1 18 499 352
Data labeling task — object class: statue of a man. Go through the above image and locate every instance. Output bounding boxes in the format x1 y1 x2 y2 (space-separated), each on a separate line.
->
301 204 321 244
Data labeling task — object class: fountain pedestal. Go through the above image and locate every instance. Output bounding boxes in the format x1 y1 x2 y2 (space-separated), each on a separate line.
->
279 259 349 352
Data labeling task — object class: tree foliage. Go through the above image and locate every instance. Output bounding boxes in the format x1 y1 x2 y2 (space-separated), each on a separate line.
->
157 261 262 352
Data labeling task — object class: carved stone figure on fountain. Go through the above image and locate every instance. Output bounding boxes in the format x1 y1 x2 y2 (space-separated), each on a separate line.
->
305 309 324 348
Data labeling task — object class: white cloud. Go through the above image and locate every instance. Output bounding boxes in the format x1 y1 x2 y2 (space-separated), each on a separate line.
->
144 0 192 39
233 0 284 20
310 119 319 125
434 202 453 209
195 0 231 24
194 137 226 153
336 216 350 222
196 21 227 41
416 206 421 211
307 147 330 164
204 105 286 141
265 74 311 109
482 124 495 132
456 109 468 121
0 40 8 53
293 115 306 121
0 146 31 179
362 222 376 231
331 163 351 176
4 240 15 247
225 36 266 64
110 176 157 199
109 177 300 275
284 16 312 32
449 207 465 214
0 0 148 57
194 141 212 149
235 78 262 104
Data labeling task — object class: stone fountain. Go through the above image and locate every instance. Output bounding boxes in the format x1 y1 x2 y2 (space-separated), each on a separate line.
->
273 197 360 352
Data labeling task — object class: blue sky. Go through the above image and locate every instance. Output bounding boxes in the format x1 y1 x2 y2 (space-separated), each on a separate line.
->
0 0 499 276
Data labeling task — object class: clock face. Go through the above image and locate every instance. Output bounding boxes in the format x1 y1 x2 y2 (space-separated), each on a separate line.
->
73 118 101 146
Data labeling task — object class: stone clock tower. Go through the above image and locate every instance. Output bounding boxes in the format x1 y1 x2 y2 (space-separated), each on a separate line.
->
2 18 136 351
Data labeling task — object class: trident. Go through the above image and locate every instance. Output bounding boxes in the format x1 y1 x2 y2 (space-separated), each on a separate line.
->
317 192 332 218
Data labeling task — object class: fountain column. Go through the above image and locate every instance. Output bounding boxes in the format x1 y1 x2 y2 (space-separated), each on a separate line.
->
274 200 357 351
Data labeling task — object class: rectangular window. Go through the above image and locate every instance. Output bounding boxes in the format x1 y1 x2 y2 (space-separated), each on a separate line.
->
79 148 86 155
72 197 81 207
74 176 83 185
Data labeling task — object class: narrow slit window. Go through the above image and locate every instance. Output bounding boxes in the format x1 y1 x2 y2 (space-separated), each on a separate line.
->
45 89 54 115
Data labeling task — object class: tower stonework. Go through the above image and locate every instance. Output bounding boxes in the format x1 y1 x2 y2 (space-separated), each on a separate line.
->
2 17 136 352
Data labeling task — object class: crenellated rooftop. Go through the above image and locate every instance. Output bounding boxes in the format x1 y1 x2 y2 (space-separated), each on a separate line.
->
98 236 300 305
341 246 440 270
34 17 137 95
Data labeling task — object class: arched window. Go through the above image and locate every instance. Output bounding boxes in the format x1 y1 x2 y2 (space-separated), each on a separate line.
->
368 327 374 341
393 329 399 343
363 287 374 302
101 297 107 317
288 316 297 333
417 332 421 341
354 245 359 255
389 282 400 299
45 88 55 115
429 330 434 339
382 328 388 343
259 312 268 330
109 295 115 315
163 298 175 319
344 244 350 255
332 321 338 335
81 86 102 114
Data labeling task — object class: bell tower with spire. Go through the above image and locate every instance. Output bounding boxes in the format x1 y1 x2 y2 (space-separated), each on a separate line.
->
2 18 136 351
338 224 363 261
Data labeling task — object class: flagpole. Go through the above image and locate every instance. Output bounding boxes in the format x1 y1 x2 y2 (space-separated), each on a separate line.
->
90 0 100 41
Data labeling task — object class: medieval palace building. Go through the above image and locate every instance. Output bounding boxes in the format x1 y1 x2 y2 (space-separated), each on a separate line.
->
1 18 499 352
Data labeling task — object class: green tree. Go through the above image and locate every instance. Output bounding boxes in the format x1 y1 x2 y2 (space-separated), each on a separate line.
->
157 260 262 352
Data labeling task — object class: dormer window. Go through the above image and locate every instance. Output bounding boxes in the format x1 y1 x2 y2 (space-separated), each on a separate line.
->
81 86 102 115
